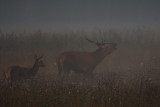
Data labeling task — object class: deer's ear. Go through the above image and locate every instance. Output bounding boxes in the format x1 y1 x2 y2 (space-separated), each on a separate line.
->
38 55 43 59
34 54 38 59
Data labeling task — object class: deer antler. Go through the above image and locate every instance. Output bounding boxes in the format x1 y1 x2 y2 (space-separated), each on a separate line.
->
85 37 99 45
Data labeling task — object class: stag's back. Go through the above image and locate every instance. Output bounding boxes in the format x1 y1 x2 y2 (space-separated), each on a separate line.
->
56 51 96 72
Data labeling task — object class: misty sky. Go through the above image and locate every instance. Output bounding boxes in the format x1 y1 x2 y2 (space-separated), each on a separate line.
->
0 0 160 32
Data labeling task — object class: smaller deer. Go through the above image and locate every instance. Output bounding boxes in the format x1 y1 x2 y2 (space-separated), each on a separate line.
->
4 55 45 82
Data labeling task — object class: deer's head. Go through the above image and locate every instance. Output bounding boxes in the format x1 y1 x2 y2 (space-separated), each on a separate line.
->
34 55 45 67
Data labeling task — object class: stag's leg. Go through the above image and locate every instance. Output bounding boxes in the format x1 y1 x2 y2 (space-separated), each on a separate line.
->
63 67 70 77
61 66 71 82
4 76 12 87
5 78 14 88
4 78 9 86
57 63 63 77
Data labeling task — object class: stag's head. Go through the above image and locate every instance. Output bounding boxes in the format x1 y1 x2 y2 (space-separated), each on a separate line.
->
86 38 117 50
34 55 45 67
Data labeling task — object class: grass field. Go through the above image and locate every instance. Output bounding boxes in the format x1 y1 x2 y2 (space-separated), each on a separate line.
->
0 28 160 107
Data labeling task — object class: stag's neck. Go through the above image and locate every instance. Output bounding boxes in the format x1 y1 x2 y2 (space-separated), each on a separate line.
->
92 48 113 64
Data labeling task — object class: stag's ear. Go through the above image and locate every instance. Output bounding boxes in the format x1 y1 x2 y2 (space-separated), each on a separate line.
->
34 54 38 59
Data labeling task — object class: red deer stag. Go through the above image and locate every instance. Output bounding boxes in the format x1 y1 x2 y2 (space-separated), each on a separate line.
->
56 38 117 77
4 55 45 82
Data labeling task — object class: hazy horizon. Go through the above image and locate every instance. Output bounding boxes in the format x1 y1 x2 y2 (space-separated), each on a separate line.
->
1 0 160 32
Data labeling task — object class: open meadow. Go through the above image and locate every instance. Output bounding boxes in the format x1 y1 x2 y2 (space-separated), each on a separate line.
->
0 28 160 107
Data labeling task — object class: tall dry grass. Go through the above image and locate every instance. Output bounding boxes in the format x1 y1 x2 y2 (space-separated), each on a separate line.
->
0 28 160 107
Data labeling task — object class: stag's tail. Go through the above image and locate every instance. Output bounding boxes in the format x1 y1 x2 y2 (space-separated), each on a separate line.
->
0 70 8 87
3 67 12 86
3 71 7 84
